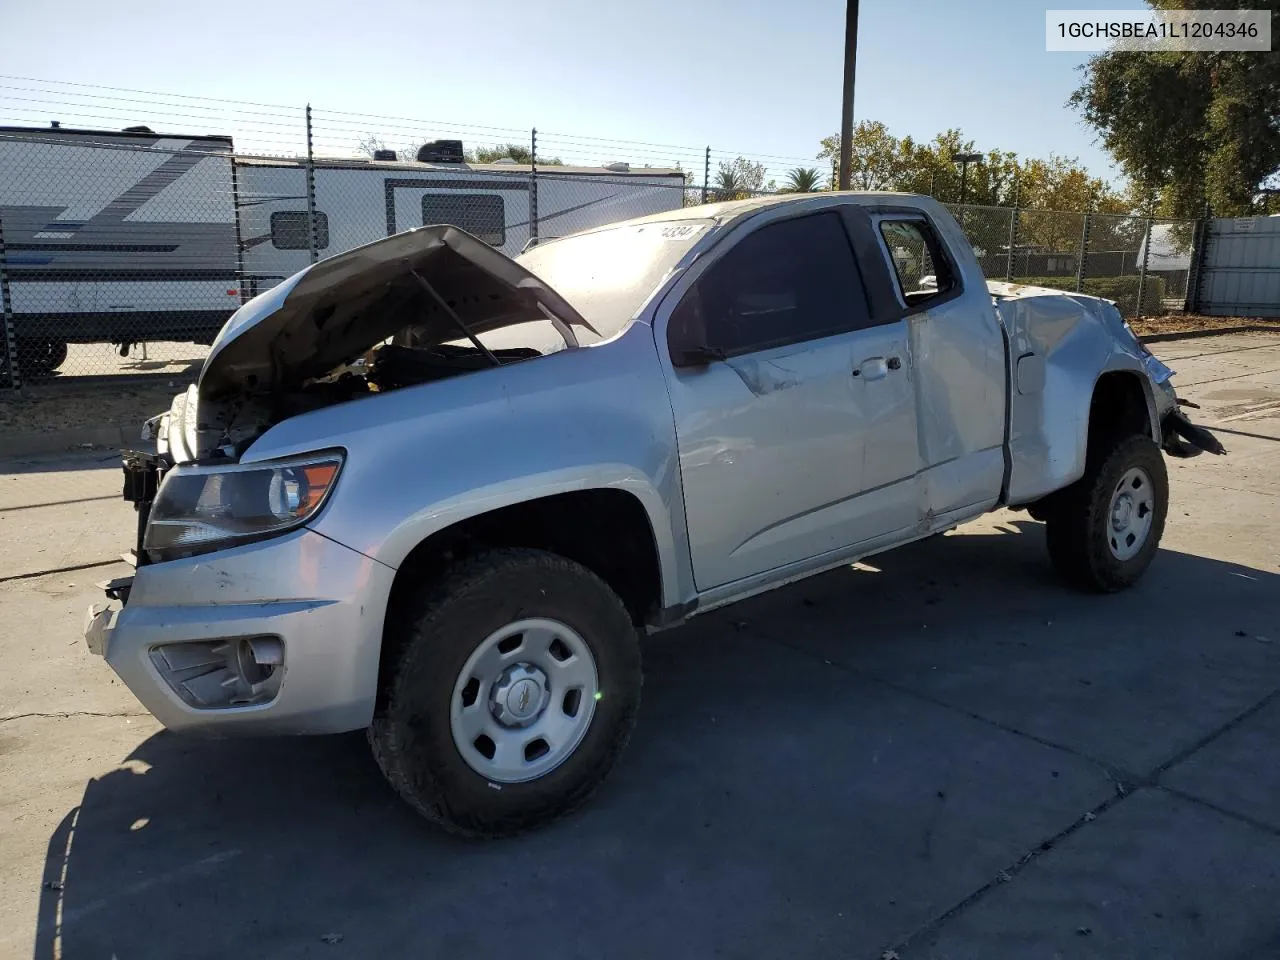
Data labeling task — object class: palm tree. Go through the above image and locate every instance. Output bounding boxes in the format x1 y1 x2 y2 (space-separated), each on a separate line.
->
714 167 746 202
783 167 823 193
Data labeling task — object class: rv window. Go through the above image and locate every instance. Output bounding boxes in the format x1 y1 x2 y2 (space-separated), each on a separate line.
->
271 211 330 251
422 194 505 246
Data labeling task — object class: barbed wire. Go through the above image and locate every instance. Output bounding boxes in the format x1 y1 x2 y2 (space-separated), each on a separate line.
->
0 75 832 184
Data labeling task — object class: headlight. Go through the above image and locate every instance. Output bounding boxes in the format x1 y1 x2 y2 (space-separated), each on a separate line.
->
144 451 343 558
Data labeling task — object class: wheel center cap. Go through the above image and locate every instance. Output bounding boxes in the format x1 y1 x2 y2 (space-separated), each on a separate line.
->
490 662 549 727
506 678 541 720
1113 495 1133 529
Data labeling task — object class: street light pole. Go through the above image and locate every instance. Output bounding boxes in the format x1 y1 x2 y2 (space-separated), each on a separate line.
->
837 0 859 191
952 152 982 229
954 152 981 207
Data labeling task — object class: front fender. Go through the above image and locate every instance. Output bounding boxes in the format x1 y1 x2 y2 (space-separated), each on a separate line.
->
370 464 681 603
1095 351 1164 444
241 327 692 611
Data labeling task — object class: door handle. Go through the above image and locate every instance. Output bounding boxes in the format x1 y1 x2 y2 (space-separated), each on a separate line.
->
854 356 888 381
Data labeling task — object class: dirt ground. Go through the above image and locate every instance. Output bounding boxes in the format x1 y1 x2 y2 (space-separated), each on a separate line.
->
1131 313 1280 339
0 379 190 435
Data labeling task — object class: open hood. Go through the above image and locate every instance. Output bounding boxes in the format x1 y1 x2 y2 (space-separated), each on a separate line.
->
200 226 593 398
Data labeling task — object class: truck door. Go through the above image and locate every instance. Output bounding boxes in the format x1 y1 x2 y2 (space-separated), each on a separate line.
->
660 207 919 592
871 214 1006 518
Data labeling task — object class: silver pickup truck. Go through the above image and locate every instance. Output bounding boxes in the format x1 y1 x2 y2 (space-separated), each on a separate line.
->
85 193 1223 836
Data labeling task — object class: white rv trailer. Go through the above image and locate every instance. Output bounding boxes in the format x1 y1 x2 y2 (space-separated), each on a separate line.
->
0 126 239 373
234 156 688 299
0 126 687 374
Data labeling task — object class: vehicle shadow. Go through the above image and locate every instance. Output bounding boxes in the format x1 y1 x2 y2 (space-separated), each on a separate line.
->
33 521 1280 960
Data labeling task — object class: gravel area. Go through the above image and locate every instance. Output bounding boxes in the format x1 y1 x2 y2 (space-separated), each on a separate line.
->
1132 313 1280 339
0 378 188 436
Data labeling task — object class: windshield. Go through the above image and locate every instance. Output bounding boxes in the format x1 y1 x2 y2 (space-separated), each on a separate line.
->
515 219 712 341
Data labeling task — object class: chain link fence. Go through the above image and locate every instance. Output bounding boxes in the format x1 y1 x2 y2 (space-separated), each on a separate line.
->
945 202 1197 318
1 117 1202 390
0 129 238 387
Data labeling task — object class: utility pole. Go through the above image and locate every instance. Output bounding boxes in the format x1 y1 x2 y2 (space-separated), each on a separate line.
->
837 0 859 191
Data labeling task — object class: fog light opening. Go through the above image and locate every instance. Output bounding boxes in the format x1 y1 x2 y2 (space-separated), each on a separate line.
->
237 636 282 685
151 636 284 710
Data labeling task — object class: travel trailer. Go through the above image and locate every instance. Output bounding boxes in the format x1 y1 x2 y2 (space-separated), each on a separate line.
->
0 126 685 373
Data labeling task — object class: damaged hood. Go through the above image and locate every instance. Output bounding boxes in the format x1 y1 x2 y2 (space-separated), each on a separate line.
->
200 226 593 398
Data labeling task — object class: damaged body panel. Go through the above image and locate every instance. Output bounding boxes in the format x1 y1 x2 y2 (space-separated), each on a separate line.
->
991 281 1172 504
89 193 1223 835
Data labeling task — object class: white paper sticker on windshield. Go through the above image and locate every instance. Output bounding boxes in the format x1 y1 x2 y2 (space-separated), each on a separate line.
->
660 224 703 241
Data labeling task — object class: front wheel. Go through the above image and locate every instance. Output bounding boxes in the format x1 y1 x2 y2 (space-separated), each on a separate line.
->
369 548 642 837
1044 435 1169 592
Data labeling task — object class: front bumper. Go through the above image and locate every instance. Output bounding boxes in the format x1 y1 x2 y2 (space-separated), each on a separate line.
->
87 527 394 735
1153 377 1227 459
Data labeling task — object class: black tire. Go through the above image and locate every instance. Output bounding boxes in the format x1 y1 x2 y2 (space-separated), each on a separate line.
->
1044 435 1168 592
369 548 642 838
15 337 67 377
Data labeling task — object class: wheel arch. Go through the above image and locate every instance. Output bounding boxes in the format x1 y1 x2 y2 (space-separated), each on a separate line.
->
375 485 667 712
1086 364 1161 459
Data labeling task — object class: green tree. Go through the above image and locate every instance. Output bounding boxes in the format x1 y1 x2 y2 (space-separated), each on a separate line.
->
891 131 1022 206
1069 1 1280 217
782 167 824 192
713 157 769 200
1012 154 1132 250
818 121 902 190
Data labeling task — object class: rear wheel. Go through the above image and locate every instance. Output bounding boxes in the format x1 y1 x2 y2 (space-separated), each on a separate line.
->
15 337 67 377
369 548 642 837
1044 435 1168 592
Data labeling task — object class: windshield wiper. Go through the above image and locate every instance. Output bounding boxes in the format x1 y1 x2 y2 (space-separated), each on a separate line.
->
677 344 729 367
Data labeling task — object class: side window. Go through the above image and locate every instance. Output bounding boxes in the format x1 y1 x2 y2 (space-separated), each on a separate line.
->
878 218 957 307
668 212 870 359
422 194 506 246
270 211 330 250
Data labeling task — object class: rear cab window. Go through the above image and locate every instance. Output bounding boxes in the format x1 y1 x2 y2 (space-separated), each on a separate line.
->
877 217 958 308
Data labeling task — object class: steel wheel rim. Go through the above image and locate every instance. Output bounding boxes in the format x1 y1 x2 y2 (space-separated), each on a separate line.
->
1107 466 1155 561
450 617 598 784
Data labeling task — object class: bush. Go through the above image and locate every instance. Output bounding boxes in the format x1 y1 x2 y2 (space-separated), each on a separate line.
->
1010 275 1167 317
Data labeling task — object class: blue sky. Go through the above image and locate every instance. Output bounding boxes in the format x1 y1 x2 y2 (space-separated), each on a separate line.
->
0 0 1139 183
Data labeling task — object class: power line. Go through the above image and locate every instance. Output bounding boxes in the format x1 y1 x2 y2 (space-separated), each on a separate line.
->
0 74 301 111
1 74 827 172
0 83 304 121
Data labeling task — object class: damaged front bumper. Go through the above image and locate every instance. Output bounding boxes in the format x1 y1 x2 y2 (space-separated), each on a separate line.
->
1163 404 1227 458
1146 354 1225 459
84 527 393 734
84 442 394 734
